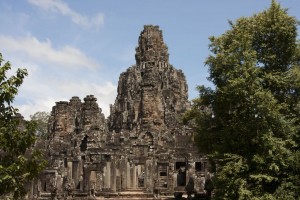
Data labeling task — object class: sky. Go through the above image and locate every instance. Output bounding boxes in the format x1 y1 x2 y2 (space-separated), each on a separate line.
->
0 0 299 119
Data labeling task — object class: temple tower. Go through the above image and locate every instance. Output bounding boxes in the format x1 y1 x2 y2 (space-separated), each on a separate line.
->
108 25 190 133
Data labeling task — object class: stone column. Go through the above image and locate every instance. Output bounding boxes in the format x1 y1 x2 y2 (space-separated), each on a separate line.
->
79 159 83 191
67 161 72 179
90 171 96 182
103 166 107 189
95 172 102 192
72 161 79 188
145 159 153 191
116 169 121 192
173 172 177 187
84 166 90 192
133 165 137 188
105 162 111 189
111 158 116 192
121 159 127 190
56 175 62 193
126 161 131 188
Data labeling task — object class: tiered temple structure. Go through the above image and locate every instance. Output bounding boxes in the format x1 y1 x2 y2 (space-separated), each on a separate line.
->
29 25 209 199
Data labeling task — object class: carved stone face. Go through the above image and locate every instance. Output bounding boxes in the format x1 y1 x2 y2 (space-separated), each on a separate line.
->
145 132 154 145
83 110 93 126
84 116 91 125
55 117 65 132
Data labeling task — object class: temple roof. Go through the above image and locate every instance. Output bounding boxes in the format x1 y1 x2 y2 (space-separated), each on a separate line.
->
135 25 169 65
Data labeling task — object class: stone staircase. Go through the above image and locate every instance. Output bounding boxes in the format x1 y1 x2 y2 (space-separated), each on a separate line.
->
35 189 175 200
94 188 174 200
103 188 154 199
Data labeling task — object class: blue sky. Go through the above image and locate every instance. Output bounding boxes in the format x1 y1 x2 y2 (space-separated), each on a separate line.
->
0 0 299 119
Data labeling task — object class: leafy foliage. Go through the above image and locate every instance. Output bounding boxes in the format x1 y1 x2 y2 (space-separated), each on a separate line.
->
0 53 46 199
30 111 50 138
184 1 300 199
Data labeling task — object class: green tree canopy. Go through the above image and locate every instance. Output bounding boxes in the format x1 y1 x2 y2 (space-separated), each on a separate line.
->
0 53 46 199
30 111 50 138
184 1 300 199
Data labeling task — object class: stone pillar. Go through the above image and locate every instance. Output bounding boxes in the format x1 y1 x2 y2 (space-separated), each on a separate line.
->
121 159 127 190
67 161 72 179
72 161 79 188
57 175 62 193
79 159 83 191
103 166 107 189
90 171 96 183
83 166 90 192
104 162 111 189
133 165 137 188
116 169 121 192
126 161 131 188
171 172 175 190
145 159 153 191
96 172 103 192
90 170 96 195
111 158 116 192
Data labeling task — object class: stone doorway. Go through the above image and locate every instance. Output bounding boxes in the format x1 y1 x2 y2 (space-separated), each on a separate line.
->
158 163 168 188
136 164 145 188
176 162 186 186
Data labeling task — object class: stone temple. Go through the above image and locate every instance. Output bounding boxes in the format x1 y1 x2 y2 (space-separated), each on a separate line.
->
28 25 209 199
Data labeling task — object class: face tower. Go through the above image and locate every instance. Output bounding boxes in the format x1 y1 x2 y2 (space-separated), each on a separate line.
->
108 25 190 134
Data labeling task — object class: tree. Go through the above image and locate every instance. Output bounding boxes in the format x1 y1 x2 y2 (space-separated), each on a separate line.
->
0 53 46 199
184 1 300 199
30 111 50 138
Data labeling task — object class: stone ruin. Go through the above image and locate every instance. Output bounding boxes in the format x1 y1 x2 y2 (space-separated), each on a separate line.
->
28 25 210 199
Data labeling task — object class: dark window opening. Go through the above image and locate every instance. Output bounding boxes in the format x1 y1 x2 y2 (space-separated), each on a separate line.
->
80 135 88 152
138 178 144 188
64 158 68 168
75 117 79 127
160 172 167 176
195 162 202 172
76 182 80 189
176 162 186 186
163 182 167 188
175 162 186 170
104 154 111 161
72 161 78 179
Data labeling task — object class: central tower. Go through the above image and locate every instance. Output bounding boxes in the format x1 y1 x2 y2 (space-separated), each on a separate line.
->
135 25 169 64
108 25 190 133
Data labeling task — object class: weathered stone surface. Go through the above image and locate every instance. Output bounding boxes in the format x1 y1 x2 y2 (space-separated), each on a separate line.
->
108 25 190 133
48 95 106 155
135 25 169 65
29 25 209 200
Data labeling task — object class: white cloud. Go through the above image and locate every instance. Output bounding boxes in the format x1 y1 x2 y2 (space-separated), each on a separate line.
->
27 0 104 29
0 35 99 69
16 80 117 120
9 57 117 119
0 35 116 120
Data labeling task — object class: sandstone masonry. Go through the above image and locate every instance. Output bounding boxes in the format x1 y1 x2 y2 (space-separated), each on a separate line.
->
29 25 209 200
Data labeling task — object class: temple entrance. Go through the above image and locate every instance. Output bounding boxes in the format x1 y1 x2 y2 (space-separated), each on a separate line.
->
136 164 145 188
42 171 56 192
128 161 145 189
158 164 168 188
176 162 186 186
